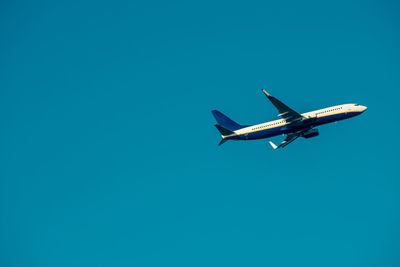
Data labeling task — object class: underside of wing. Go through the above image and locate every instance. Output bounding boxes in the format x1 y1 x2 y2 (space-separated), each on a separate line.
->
262 90 303 124
269 127 319 149
269 133 299 149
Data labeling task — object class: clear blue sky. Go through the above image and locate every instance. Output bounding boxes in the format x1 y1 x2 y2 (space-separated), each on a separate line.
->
1 1 399 266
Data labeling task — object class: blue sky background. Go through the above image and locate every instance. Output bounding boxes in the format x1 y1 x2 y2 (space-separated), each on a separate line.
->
1 1 399 266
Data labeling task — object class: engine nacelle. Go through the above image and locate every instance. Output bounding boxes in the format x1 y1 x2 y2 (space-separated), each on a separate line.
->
302 129 319 138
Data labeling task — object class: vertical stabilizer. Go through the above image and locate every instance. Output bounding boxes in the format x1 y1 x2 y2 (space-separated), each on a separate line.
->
211 110 243 130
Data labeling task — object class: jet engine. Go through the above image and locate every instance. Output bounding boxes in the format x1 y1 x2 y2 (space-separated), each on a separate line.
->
302 129 319 138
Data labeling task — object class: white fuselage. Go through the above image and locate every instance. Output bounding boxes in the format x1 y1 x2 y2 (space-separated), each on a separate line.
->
230 104 367 140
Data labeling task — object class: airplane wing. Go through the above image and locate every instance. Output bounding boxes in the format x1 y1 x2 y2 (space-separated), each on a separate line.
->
269 133 299 149
262 89 303 124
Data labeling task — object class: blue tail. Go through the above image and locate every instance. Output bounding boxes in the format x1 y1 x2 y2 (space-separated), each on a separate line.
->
211 110 245 131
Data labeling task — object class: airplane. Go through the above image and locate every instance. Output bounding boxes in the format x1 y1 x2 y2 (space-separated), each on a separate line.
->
212 90 367 149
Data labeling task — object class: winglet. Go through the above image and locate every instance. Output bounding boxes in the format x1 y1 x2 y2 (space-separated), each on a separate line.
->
262 89 271 97
269 141 278 150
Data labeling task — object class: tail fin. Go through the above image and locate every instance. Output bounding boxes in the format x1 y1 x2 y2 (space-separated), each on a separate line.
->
211 110 243 130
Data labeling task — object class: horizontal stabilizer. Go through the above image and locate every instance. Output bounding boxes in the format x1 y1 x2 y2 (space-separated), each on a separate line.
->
214 124 234 136
218 138 228 146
